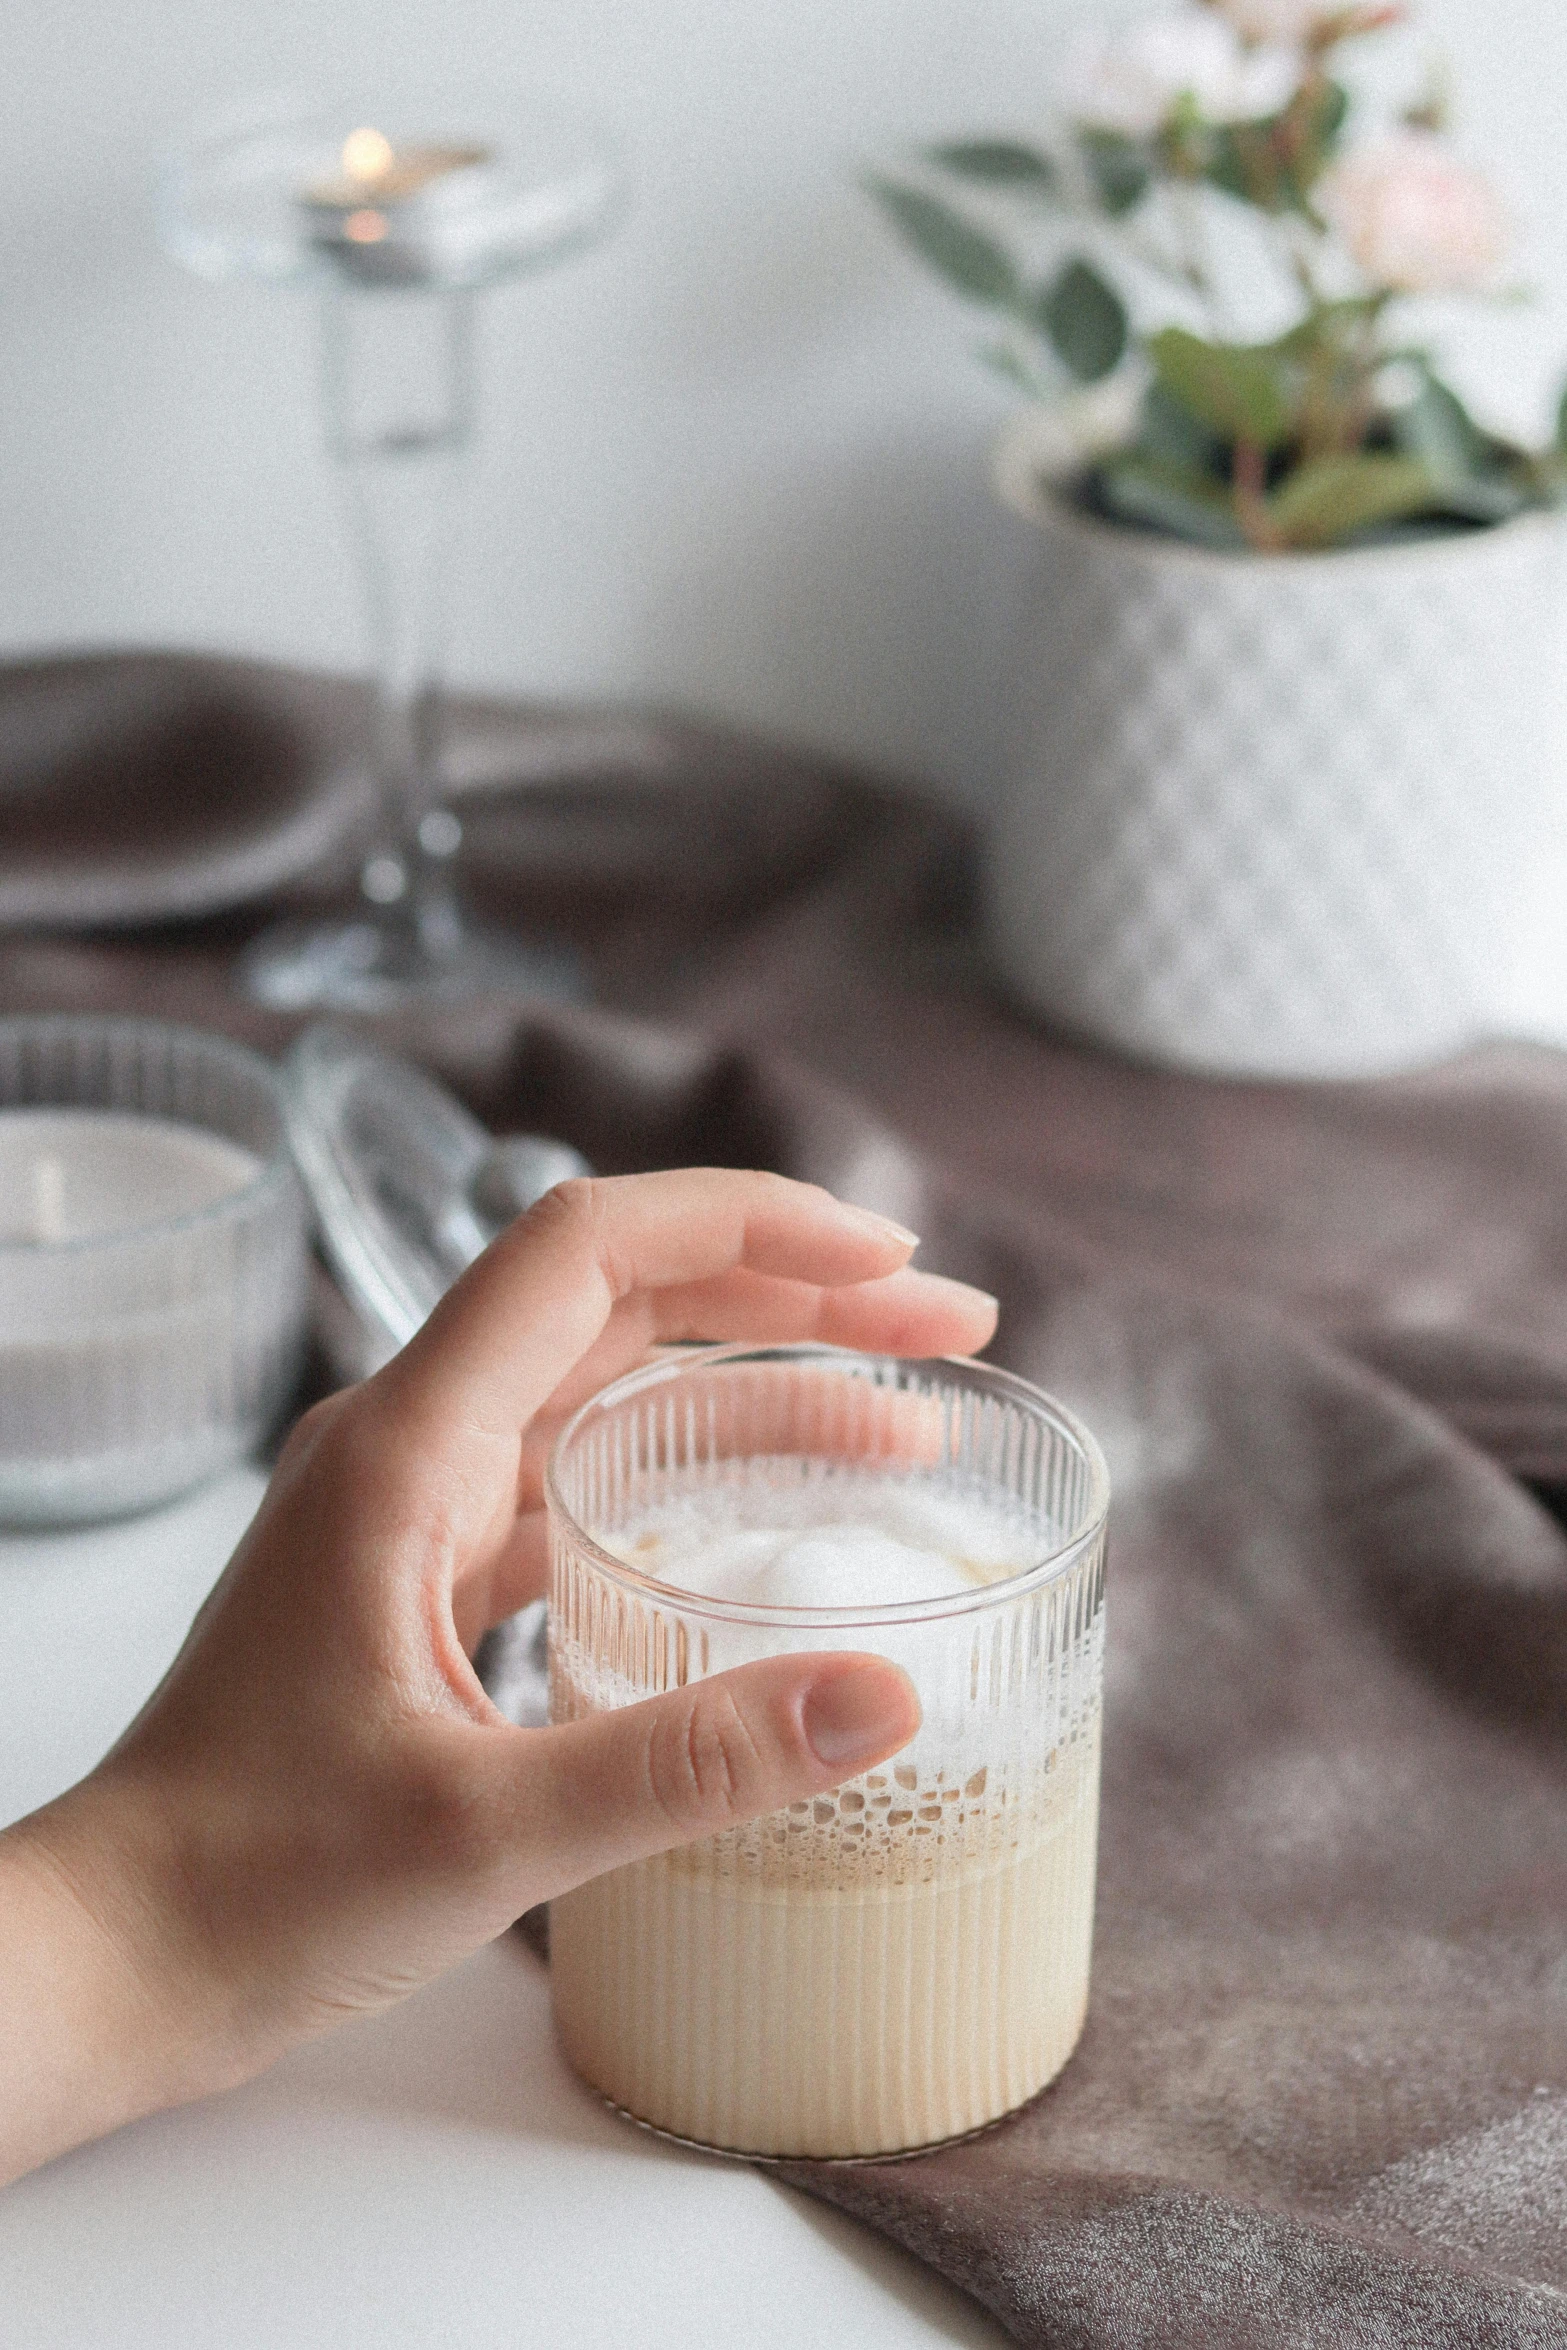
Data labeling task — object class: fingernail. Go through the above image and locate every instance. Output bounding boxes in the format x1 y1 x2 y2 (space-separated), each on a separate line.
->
924 1273 999 1313
836 1203 920 1250
802 1662 920 1770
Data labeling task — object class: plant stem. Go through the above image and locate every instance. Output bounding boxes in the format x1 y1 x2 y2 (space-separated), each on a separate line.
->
1232 437 1282 549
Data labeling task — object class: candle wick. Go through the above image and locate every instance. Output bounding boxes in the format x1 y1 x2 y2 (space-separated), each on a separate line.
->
30 1155 66 1246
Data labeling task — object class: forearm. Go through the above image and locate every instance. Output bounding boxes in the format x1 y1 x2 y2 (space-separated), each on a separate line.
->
0 1784 224 2188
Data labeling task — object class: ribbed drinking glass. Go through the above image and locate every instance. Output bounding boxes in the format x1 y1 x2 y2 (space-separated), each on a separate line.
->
546 1342 1109 2160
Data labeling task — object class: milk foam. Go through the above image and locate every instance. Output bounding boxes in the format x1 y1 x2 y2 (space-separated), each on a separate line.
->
600 1475 1044 1610
585 1473 1067 1777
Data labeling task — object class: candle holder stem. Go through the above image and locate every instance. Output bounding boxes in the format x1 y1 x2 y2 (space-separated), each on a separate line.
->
237 282 578 1011
327 283 470 963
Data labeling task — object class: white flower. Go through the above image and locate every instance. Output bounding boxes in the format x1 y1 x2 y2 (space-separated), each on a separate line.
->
1210 0 1334 42
1317 132 1509 294
1065 12 1304 139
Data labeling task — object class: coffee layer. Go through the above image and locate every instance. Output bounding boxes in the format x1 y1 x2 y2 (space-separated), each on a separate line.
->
551 1747 1100 2158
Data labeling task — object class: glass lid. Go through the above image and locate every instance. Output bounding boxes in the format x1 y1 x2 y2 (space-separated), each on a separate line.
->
281 1022 588 1357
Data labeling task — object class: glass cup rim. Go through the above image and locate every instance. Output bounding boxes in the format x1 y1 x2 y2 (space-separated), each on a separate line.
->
545 1341 1111 1630
0 1014 297 1260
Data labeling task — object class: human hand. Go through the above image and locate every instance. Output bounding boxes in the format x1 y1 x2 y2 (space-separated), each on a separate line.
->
0 1170 996 2184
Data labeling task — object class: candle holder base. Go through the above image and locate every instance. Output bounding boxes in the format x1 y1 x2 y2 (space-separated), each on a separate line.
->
237 912 582 1013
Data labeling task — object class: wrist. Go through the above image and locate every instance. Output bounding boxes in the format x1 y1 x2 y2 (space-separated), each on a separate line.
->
0 1776 244 2185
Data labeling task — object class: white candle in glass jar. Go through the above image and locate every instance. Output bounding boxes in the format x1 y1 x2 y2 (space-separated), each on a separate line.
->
0 1112 260 1246
0 1020 309 1529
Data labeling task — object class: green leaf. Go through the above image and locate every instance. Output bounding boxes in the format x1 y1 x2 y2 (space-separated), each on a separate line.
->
1390 369 1490 485
1306 78 1353 170
863 177 1020 305
1201 127 1260 209
1079 130 1152 217
1034 258 1128 383
1094 456 1248 550
1270 297 1382 360
1148 327 1296 450
1389 367 1532 521
1311 80 1351 157
1556 378 1567 458
926 140 1057 193
1267 453 1436 549
1534 449 1567 509
1137 380 1227 483
1426 476 1530 524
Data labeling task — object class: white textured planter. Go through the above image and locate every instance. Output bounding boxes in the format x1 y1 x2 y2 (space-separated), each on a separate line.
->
989 454 1567 1079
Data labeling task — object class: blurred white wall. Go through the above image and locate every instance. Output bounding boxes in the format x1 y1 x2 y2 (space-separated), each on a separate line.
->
3 0 1565 804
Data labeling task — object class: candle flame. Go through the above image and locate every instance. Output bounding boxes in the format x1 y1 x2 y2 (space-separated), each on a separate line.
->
341 125 395 185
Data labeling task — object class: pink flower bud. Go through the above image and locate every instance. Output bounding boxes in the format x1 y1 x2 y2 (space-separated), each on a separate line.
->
1317 132 1510 294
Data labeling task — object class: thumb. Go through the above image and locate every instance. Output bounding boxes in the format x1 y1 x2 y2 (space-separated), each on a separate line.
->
524 1653 921 1900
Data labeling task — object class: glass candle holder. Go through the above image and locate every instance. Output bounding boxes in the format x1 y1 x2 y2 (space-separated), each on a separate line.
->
158 93 621 1013
0 1017 309 1526
546 1343 1109 2161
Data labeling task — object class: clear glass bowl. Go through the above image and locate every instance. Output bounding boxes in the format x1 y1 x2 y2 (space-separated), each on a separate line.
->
546 1343 1109 2160
0 1017 309 1525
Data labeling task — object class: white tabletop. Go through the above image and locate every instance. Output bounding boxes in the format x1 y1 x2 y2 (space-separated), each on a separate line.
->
0 1468 1006 2349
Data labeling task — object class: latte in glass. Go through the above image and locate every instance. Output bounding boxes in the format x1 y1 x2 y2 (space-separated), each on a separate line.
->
546 1349 1108 2160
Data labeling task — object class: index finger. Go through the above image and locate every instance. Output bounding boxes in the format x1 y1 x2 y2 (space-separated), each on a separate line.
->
380 1170 926 1442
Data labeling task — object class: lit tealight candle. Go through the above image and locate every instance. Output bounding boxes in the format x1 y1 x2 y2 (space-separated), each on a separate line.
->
299 126 493 284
